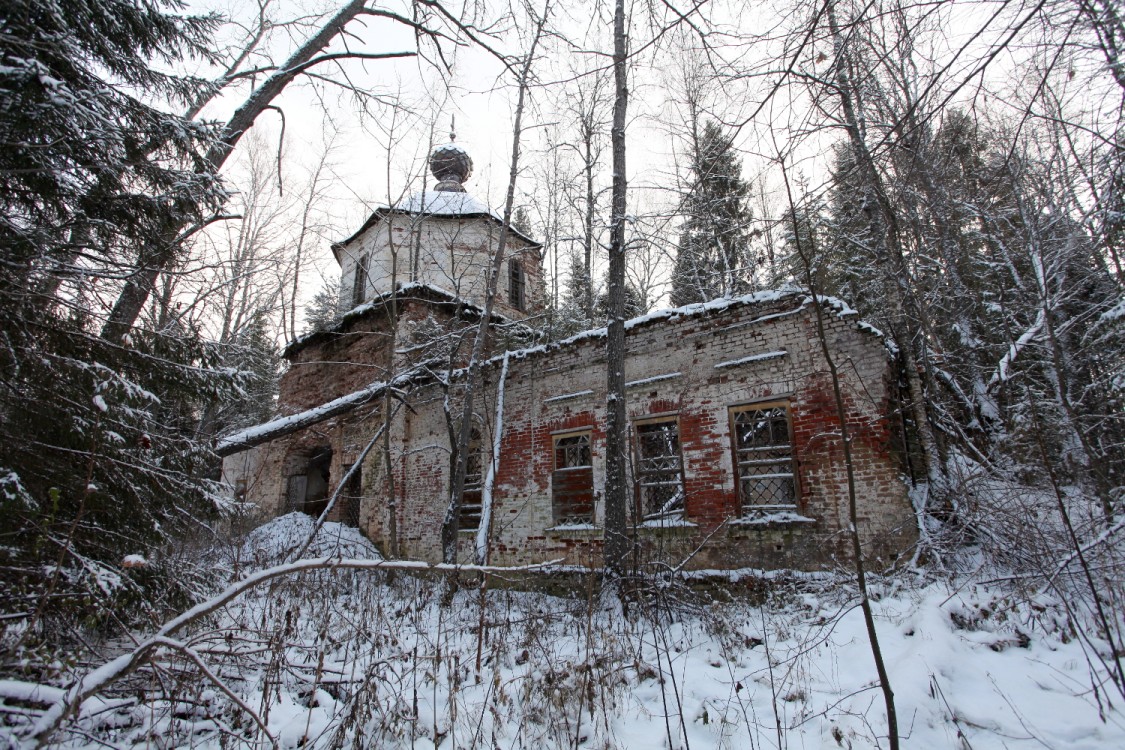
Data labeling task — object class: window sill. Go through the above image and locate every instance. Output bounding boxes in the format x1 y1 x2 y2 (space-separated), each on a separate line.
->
635 517 698 530
729 509 815 529
546 523 600 537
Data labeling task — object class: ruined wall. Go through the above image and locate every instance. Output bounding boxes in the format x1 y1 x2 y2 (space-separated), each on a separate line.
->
230 296 469 531
226 292 917 572
389 296 917 571
279 294 491 414
280 315 392 413
221 401 402 533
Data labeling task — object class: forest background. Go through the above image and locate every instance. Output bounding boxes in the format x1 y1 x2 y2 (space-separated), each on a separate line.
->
1 0 1124 747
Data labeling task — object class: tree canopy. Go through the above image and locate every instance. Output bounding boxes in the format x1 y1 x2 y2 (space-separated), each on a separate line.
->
670 120 754 306
0 0 231 635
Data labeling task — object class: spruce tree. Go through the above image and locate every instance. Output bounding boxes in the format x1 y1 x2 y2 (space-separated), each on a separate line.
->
596 280 644 321
1 0 223 296
670 120 754 306
215 313 281 433
304 281 343 333
512 206 533 237
556 251 596 336
0 0 233 640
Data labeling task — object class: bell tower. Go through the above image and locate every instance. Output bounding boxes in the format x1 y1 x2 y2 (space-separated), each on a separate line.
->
332 138 542 321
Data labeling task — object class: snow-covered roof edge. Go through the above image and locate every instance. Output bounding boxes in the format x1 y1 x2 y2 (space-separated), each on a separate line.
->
227 288 890 455
216 369 427 457
283 282 524 359
464 287 894 372
333 192 540 258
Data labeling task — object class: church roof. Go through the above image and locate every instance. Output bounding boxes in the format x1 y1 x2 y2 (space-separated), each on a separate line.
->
332 191 540 263
282 281 518 359
220 289 890 456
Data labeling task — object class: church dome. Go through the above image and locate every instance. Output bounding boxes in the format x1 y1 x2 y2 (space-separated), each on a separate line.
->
430 143 473 192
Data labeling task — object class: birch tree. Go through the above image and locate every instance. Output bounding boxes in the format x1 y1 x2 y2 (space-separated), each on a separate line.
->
602 0 631 578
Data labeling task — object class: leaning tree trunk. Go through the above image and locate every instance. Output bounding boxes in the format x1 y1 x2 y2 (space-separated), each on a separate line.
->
440 9 547 563
826 2 942 488
783 160 900 750
100 0 392 344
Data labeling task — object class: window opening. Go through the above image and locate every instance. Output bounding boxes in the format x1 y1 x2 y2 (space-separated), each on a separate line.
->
730 402 796 509
634 420 685 520
552 432 594 524
341 463 362 527
458 426 484 530
352 253 369 307
508 258 526 311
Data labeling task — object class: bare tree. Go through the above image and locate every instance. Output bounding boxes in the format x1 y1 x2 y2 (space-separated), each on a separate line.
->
98 0 446 344
562 68 612 323
602 0 631 578
442 0 552 564
781 153 901 750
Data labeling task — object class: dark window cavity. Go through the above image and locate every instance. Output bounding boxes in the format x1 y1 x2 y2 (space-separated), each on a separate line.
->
287 447 332 518
508 258 526 311
552 432 594 524
352 253 369 308
459 425 484 530
730 402 797 509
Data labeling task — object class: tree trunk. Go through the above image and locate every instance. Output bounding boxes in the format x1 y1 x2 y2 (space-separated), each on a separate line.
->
783 161 900 750
603 0 631 578
441 9 547 563
100 0 377 344
584 126 596 320
826 2 942 487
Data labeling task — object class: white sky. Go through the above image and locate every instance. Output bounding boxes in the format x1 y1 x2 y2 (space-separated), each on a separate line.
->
186 0 1122 337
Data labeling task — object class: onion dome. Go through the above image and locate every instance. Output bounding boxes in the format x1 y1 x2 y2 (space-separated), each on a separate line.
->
430 143 473 192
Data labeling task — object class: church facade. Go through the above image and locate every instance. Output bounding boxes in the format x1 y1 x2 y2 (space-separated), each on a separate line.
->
219 144 917 571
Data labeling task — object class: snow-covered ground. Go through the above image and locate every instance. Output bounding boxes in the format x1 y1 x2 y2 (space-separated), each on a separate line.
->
235 511 384 567
2 517 1123 748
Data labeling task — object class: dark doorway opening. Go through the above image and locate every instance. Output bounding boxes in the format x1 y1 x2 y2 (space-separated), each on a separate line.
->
287 446 332 518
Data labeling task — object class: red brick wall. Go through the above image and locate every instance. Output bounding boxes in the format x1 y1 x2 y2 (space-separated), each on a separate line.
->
234 293 916 572
383 295 916 570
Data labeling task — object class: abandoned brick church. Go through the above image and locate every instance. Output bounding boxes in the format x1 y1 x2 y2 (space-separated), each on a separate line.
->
219 142 917 571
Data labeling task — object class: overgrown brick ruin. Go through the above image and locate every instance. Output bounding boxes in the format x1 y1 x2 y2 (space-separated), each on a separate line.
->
220 142 917 572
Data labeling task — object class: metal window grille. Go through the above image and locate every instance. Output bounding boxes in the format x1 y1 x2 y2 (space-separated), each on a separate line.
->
731 404 796 508
341 463 362 528
459 426 484 530
635 420 685 519
552 432 593 524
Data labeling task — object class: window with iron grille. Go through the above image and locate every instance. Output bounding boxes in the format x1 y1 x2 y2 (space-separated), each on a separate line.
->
552 432 593 524
730 402 797 509
508 259 526 311
459 426 484 530
634 419 685 520
352 253 369 307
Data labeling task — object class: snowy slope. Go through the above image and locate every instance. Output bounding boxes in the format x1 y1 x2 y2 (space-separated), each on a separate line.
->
4 566 1122 749
235 511 383 568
